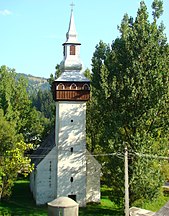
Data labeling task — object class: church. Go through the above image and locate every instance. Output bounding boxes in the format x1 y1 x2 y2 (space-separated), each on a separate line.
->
30 7 101 207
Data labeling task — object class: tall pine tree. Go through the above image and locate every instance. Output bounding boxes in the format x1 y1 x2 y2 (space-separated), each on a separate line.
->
91 0 169 205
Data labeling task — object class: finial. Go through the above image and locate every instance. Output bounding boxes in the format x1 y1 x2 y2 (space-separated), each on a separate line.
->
70 2 75 12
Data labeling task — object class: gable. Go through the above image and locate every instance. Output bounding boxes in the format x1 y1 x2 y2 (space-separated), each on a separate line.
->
86 150 101 170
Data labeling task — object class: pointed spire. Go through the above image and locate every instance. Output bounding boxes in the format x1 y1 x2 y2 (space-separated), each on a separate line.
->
59 5 82 73
65 7 79 44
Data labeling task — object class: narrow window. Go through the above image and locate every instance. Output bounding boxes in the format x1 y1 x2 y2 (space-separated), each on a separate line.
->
57 83 65 90
49 161 52 172
70 177 73 182
71 147 73 153
82 84 90 90
70 83 77 90
70 45 75 55
71 119 73 122
49 161 52 188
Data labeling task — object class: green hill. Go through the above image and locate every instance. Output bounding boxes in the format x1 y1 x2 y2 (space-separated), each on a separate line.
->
16 73 50 94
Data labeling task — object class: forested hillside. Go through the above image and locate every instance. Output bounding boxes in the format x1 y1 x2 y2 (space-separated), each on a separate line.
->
16 72 54 120
16 73 50 94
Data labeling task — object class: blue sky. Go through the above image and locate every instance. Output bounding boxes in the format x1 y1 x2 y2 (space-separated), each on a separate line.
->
0 0 168 78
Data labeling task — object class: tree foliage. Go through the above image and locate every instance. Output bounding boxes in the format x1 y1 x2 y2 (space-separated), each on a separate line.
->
31 89 55 120
48 64 62 89
0 109 33 200
0 65 51 200
90 0 169 205
0 65 50 144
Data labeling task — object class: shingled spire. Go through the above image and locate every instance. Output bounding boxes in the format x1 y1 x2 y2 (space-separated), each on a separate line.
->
66 8 78 44
60 7 82 72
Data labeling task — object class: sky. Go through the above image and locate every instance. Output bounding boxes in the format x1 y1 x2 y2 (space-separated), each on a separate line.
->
0 0 168 78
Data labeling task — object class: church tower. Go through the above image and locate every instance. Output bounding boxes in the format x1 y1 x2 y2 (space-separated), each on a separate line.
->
52 7 90 207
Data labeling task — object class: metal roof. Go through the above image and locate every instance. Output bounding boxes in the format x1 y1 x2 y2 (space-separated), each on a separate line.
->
56 71 90 82
65 10 80 44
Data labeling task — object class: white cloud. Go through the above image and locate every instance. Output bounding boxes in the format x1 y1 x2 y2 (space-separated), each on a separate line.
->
0 9 12 16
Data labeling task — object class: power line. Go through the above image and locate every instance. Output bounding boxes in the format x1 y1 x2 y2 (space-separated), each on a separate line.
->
0 150 168 160
134 152 169 160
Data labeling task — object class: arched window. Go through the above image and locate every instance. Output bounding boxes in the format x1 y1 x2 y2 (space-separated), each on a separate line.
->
70 45 75 55
82 84 90 90
57 83 65 90
70 83 77 90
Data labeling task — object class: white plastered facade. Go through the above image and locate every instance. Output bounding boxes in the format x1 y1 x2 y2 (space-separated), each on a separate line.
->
55 101 87 206
30 147 57 205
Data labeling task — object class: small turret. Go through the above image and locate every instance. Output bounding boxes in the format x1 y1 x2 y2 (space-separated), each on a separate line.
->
60 9 82 72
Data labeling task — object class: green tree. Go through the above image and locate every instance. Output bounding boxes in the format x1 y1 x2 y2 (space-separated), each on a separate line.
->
85 68 104 154
91 0 169 205
0 109 33 200
48 64 62 88
31 89 55 120
0 65 50 144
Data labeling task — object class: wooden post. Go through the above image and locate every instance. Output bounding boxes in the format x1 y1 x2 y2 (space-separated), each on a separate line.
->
125 145 129 216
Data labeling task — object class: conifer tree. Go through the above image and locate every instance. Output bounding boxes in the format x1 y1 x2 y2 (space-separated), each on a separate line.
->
91 0 169 204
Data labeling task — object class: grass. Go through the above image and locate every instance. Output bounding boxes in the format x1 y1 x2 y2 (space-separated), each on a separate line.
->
139 193 169 212
1 180 169 216
0 180 47 216
79 192 123 216
0 180 123 216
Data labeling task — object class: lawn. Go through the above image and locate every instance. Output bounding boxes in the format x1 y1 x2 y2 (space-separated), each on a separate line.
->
0 180 123 216
0 180 47 216
1 180 169 216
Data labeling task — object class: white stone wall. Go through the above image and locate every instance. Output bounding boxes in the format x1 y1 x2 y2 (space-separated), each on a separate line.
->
30 170 36 198
55 101 87 207
30 147 57 205
86 151 101 203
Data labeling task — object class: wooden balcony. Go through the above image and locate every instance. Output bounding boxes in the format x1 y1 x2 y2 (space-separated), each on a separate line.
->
54 90 90 101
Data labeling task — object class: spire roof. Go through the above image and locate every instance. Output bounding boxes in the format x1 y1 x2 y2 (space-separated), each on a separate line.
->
65 9 79 44
57 6 87 79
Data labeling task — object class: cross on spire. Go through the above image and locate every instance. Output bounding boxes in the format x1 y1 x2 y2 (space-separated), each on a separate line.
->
70 2 75 12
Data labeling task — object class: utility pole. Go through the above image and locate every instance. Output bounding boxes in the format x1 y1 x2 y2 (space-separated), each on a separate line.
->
125 145 129 216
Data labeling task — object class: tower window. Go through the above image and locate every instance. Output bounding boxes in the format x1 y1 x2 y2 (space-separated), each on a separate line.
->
70 45 75 55
70 177 74 182
70 83 77 90
57 83 65 90
49 161 52 172
71 147 73 153
82 84 90 90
